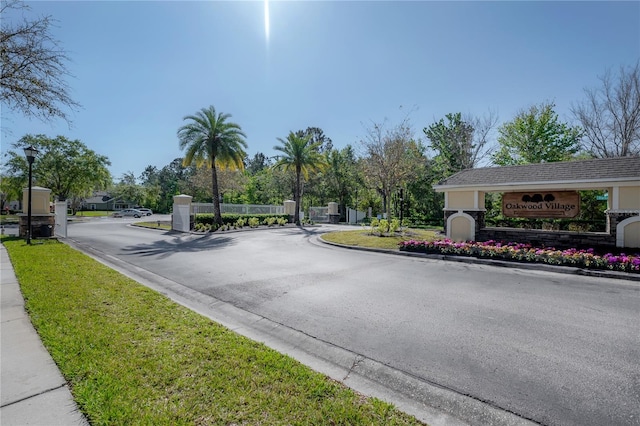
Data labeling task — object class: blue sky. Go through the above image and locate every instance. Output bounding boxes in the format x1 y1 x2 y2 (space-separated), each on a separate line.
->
2 1 639 181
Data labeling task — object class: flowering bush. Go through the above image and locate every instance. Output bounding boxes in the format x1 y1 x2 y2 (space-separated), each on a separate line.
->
398 239 640 273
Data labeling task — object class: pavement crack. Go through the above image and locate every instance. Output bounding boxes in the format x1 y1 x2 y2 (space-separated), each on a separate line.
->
0 383 68 408
343 355 365 381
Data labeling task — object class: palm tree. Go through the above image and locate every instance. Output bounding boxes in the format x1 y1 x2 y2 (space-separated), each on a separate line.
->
273 131 328 225
177 106 247 226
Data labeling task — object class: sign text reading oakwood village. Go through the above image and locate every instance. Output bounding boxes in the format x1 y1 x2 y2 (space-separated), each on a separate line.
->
502 191 581 218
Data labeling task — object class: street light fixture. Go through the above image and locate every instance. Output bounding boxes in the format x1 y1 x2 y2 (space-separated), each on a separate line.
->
23 145 39 245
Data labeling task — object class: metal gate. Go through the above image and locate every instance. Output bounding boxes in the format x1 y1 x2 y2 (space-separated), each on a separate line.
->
308 207 329 222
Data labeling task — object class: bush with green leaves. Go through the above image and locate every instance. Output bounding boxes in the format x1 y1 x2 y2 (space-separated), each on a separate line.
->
377 219 390 234
235 218 246 228
264 217 277 227
195 213 289 227
194 222 214 232
389 218 401 233
369 218 380 235
248 217 260 228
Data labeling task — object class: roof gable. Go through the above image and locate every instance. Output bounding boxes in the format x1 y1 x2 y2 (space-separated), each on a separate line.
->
435 157 640 190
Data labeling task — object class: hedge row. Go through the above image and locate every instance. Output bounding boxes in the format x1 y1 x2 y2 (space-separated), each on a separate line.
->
194 213 290 226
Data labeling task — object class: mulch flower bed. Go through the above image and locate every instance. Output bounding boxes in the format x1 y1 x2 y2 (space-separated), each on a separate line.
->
399 239 640 273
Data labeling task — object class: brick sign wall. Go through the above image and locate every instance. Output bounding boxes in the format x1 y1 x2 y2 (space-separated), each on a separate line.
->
502 191 580 218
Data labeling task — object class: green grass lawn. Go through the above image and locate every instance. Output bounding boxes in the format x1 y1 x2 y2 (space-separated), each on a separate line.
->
73 210 112 217
321 228 439 250
2 237 425 425
134 221 172 230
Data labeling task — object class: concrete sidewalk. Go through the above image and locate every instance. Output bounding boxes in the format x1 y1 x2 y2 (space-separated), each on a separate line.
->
0 241 88 425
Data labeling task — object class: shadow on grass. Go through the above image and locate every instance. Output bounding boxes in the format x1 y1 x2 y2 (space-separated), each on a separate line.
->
0 235 22 243
121 233 237 260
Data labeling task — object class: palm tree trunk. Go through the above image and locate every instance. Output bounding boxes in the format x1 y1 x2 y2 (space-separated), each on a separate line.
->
211 160 223 226
294 165 301 225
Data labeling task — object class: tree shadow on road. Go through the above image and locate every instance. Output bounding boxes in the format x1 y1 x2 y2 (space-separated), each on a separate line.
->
120 233 236 259
271 225 325 236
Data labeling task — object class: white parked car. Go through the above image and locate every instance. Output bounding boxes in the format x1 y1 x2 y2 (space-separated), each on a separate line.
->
113 208 145 218
137 208 153 216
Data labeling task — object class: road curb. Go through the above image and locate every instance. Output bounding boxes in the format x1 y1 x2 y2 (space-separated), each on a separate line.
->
60 236 535 426
318 237 640 283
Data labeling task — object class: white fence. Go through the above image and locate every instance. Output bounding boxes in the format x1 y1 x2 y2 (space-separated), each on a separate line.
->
192 203 285 216
346 208 367 224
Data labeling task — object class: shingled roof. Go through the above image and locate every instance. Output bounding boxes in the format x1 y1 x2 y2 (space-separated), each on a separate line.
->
434 156 640 190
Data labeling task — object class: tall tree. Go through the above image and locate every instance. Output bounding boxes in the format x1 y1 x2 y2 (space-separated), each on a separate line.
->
424 111 497 179
0 0 80 126
245 152 271 175
571 62 640 158
111 172 145 207
295 127 333 152
190 166 247 204
0 172 22 210
273 131 328 225
147 158 194 213
2 134 111 202
360 118 425 219
324 145 362 215
492 102 583 165
138 165 161 211
177 106 247 226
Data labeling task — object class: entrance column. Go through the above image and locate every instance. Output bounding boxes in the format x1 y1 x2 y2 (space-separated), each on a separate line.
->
443 190 485 241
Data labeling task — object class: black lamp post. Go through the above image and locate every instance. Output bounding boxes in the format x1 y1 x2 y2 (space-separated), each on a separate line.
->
24 145 39 245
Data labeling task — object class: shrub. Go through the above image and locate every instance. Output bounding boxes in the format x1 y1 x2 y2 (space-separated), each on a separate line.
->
389 218 401 233
194 222 214 232
568 222 590 232
248 217 260 228
264 217 277 227
377 219 390 234
277 218 287 226
195 213 289 227
369 218 379 235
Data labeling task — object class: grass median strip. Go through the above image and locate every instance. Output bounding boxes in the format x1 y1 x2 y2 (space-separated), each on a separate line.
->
2 238 424 425
321 229 438 250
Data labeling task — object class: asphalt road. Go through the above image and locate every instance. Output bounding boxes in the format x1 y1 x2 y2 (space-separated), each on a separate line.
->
65 217 640 426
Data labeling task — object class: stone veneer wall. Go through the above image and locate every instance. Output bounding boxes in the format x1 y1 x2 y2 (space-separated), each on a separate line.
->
476 228 615 250
19 214 55 238
452 209 640 250
477 211 640 249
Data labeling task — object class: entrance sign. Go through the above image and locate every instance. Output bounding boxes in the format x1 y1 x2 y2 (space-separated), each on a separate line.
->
502 191 580 218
